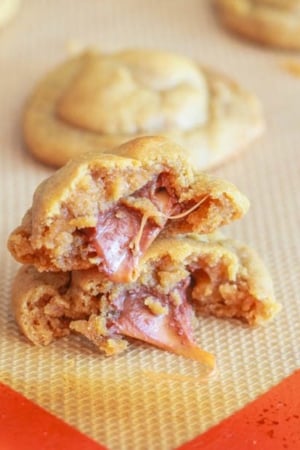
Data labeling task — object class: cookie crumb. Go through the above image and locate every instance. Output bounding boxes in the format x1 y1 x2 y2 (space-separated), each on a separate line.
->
144 297 168 316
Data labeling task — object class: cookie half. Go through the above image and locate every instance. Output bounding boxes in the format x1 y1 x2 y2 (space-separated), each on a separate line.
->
23 48 264 169
12 234 280 367
215 0 300 50
8 136 249 282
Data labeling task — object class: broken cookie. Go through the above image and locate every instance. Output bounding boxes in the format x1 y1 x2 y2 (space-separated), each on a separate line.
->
8 136 249 282
11 233 280 368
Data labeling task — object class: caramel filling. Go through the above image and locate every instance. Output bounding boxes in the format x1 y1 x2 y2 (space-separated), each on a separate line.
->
24 253 271 366
100 278 215 367
86 174 178 282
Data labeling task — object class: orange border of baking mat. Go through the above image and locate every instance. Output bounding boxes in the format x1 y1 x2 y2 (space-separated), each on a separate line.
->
1 370 299 450
177 369 300 450
0 382 106 450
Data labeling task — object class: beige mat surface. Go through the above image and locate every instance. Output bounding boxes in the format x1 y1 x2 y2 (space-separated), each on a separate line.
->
0 1 299 449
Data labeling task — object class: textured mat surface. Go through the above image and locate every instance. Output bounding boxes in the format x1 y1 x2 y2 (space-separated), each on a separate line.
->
0 1 299 449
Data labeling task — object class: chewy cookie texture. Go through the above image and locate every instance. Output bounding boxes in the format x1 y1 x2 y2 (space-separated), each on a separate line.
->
8 137 280 366
23 48 264 169
215 0 300 50
8 136 249 283
12 234 280 368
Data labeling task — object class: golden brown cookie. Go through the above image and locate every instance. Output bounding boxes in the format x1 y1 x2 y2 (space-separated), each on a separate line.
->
12 233 280 367
23 48 264 168
8 136 249 282
215 0 300 50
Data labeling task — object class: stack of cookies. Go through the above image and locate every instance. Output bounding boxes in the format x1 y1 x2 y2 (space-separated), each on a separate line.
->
7 136 280 368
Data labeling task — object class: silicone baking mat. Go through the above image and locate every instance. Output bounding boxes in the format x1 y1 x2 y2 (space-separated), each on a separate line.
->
0 1 299 449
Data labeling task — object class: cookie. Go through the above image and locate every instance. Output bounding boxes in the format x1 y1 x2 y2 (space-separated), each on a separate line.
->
215 0 300 50
12 233 280 366
23 48 264 168
7 136 249 282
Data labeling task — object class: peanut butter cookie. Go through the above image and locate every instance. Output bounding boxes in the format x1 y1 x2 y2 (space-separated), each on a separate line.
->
8 136 249 282
23 48 264 168
12 233 280 367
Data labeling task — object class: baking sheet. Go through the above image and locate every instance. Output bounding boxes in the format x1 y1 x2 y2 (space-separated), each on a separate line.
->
0 1 300 449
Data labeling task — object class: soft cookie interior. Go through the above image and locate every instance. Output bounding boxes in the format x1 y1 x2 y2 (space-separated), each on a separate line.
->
12 234 280 368
8 137 249 282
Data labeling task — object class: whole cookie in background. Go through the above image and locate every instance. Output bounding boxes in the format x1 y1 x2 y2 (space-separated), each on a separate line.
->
23 48 264 169
215 0 300 50
0 0 20 28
